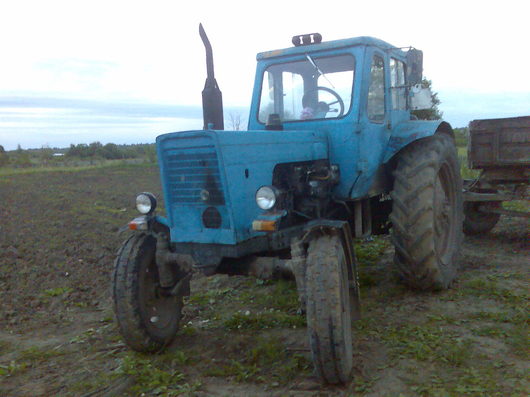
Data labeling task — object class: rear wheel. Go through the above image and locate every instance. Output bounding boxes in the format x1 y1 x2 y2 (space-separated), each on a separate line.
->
112 234 184 352
305 234 353 384
390 133 463 290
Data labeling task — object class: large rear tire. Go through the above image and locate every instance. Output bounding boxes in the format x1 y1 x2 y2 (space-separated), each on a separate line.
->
305 234 353 384
390 133 463 290
112 234 183 352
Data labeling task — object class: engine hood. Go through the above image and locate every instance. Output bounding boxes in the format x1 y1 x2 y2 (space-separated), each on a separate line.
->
156 129 329 245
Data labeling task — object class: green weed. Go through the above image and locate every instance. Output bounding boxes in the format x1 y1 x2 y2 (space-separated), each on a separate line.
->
469 308 527 325
187 287 235 306
18 346 63 362
42 287 73 297
224 310 305 331
0 340 11 354
472 325 508 338
380 324 472 365
355 236 389 266
116 353 200 396
503 200 530 212
0 361 28 377
205 337 310 384
239 279 299 312
505 324 530 358
178 324 198 336
459 278 527 304
206 360 261 382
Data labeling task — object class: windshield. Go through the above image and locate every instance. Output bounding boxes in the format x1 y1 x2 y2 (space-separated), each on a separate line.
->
258 54 355 124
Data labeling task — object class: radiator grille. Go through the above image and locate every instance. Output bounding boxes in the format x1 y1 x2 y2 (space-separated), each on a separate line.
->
163 142 225 205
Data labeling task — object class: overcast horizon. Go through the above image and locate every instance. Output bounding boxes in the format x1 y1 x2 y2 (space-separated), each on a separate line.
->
1 0 529 151
2 88 528 151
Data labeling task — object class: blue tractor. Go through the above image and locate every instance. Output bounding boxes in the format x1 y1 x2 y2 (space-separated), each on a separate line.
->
112 27 463 384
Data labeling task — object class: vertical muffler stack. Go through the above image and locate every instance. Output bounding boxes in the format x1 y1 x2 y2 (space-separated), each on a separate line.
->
199 23 224 130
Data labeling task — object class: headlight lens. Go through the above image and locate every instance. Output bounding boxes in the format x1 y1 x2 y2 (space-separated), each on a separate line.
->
256 186 277 210
136 192 157 214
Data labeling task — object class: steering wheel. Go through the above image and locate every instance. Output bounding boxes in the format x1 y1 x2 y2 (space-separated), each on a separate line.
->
302 86 345 118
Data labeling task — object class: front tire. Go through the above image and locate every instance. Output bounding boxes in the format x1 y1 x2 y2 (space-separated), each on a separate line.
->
112 234 183 352
390 133 463 290
305 234 353 384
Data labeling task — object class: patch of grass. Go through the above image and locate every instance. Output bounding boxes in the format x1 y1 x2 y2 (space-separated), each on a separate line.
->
206 360 261 382
469 308 527 325
459 278 527 304
42 287 73 297
0 340 11 354
380 324 472 366
248 337 311 383
354 236 390 287
353 375 379 394
459 154 480 179
0 161 154 177
239 279 300 312
187 287 235 306
486 271 526 281
224 310 305 331
116 353 201 396
505 323 530 358
355 236 389 266
205 337 311 384
426 313 465 325
503 200 530 212
408 361 527 396
18 346 63 362
472 325 508 338
0 361 29 377
177 324 198 336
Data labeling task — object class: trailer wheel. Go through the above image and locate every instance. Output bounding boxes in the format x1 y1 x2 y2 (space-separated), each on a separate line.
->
305 234 353 384
390 133 463 290
112 234 184 352
463 201 501 235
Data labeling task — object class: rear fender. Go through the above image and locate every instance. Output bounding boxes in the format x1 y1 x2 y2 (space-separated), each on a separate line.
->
383 120 453 163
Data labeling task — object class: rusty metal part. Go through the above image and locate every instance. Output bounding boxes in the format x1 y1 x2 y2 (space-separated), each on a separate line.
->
155 233 194 288
288 238 308 313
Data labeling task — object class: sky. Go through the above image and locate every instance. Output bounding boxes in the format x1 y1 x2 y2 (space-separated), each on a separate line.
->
1 0 529 150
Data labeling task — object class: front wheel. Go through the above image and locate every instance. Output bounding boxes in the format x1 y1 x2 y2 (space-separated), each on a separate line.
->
112 234 184 352
390 133 463 290
305 234 353 384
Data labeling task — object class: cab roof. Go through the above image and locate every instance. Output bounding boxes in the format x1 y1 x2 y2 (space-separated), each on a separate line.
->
257 36 404 60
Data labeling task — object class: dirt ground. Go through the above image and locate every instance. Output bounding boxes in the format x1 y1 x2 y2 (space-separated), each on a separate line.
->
0 164 528 396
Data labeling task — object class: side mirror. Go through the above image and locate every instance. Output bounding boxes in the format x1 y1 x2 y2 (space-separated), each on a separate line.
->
406 48 423 86
410 84 433 110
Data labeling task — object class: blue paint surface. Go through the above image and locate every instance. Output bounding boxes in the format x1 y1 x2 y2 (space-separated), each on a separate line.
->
155 35 449 246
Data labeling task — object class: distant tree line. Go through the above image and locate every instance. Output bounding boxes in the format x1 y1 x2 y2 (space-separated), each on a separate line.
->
0 142 157 168
66 142 156 161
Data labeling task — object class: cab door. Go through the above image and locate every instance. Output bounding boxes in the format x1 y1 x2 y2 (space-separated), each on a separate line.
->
352 48 391 198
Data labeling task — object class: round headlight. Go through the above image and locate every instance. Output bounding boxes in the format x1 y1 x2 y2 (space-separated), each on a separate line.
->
136 192 157 214
256 186 277 210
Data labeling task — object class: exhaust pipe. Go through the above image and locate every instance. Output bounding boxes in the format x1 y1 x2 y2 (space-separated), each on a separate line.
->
199 23 224 130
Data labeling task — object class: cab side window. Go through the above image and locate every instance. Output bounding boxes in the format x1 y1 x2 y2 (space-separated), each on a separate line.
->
390 58 406 110
367 55 385 122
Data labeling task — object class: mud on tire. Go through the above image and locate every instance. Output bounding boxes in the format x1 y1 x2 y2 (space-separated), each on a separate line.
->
305 234 353 384
112 234 183 352
390 133 463 290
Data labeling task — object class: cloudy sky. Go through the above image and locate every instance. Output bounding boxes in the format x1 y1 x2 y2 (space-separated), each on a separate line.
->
1 0 529 150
